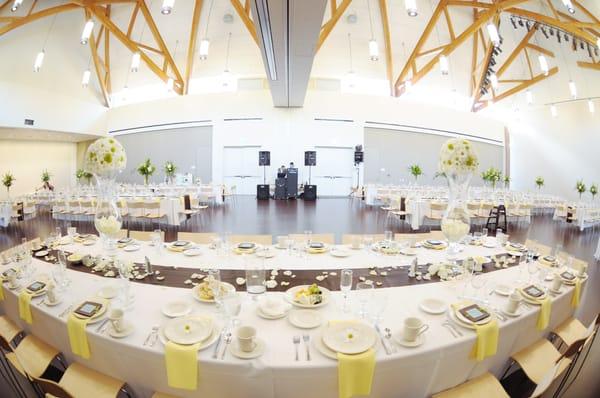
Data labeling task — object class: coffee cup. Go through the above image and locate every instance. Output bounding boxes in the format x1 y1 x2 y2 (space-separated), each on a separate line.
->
351 236 361 249
506 292 522 314
46 284 58 303
277 236 287 249
403 317 428 342
6 271 18 289
237 326 257 352
551 274 563 292
109 308 125 332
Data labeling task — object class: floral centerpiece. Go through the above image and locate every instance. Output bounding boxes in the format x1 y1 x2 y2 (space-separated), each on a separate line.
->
503 175 510 189
84 137 127 252
41 170 51 184
2 172 15 198
481 167 502 189
575 180 586 199
535 176 544 190
439 138 479 257
164 160 177 184
75 169 94 185
590 184 598 201
408 164 423 183
137 158 155 185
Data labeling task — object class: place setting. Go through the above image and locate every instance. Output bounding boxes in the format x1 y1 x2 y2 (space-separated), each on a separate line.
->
166 240 194 253
256 295 291 320
312 319 380 360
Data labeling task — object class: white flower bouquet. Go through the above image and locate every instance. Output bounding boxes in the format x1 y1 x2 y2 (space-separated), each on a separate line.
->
438 138 479 175
84 137 127 178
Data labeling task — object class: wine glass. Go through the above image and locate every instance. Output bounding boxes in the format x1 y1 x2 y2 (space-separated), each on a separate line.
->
304 230 312 247
527 261 538 283
471 273 487 300
340 269 353 313
363 235 373 254
482 228 488 238
355 282 374 319
221 291 242 328
208 269 223 310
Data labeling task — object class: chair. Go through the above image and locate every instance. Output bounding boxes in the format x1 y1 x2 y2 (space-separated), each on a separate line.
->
129 230 164 242
68 201 83 216
0 316 25 397
229 235 273 245
424 202 446 225
33 362 127 398
142 201 167 229
288 234 335 245
79 201 95 217
341 234 385 244
116 229 128 239
432 372 509 398
552 315 599 348
426 231 446 240
177 232 217 244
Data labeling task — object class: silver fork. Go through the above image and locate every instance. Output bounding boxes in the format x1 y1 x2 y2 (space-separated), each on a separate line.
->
443 316 463 337
302 334 311 361
221 333 232 360
143 325 159 346
293 335 301 361
442 322 458 338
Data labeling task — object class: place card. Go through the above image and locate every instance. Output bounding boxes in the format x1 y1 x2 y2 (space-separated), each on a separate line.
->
458 304 490 323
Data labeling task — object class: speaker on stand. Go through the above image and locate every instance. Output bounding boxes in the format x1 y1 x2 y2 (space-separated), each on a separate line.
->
258 151 270 200
304 151 316 184
354 145 364 190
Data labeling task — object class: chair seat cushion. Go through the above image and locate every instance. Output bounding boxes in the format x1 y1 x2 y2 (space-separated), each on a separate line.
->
553 318 588 347
512 339 560 384
433 372 509 398
60 362 124 398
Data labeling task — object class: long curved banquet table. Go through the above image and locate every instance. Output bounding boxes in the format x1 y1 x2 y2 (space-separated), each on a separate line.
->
0 238 588 398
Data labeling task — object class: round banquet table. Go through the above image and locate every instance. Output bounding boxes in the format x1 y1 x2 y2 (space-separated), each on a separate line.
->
0 238 589 398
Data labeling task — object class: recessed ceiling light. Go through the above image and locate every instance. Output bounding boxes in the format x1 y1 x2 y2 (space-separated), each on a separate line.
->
346 13 358 24
223 13 234 24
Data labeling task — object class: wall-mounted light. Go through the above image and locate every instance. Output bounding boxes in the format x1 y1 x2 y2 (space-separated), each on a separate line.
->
588 99 595 113
10 0 22 12
568 80 577 99
526 89 533 105
130 52 141 72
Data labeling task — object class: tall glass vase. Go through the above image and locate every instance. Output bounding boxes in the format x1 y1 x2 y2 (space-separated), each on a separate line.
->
93 177 122 257
441 173 472 259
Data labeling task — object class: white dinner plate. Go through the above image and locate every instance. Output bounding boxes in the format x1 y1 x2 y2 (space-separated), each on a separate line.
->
123 244 141 252
286 285 331 308
159 320 222 351
322 321 377 355
449 306 492 330
164 316 214 345
329 249 351 258
183 248 202 257
161 301 192 318
288 309 322 329
494 284 512 296
72 299 108 324
313 327 379 360
419 298 446 315
255 249 276 258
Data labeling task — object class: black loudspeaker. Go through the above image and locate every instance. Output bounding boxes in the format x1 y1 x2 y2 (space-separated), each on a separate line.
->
304 151 316 166
304 185 317 200
259 151 270 166
257 184 270 200
354 151 364 163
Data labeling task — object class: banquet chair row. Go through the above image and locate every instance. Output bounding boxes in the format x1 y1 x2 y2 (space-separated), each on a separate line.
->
433 314 599 398
0 316 132 398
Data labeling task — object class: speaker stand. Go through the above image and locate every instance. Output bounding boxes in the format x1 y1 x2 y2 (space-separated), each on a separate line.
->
308 165 312 185
263 165 266 184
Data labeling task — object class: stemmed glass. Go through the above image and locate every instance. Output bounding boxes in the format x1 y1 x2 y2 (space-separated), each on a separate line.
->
470 273 487 300
363 235 373 255
116 260 134 310
482 228 488 239
304 230 313 247
527 261 538 284
221 291 242 328
355 282 374 319
340 269 353 313
208 269 223 311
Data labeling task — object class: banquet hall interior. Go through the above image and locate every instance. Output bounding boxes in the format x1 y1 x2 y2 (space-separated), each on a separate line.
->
1 0 600 397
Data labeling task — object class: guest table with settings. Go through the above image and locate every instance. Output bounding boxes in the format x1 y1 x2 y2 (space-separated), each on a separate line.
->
0 234 588 398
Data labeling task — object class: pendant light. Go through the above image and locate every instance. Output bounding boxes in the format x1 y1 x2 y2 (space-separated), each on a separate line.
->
130 52 141 72
10 0 22 12
538 55 549 75
222 33 233 87
82 57 92 88
199 0 214 60
487 23 501 47
405 0 417 17
588 99 595 113
161 0 175 15
526 89 533 104
561 0 575 14
80 19 94 45
439 55 449 75
366 0 379 61
490 73 499 89
550 104 557 117
33 14 57 72
568 80 577 99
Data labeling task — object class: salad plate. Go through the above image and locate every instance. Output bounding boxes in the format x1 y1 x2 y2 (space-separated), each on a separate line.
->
286 284 330 308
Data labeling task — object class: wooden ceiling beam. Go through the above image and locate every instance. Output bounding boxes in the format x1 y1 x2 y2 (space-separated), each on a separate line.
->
471 14 499 109
496 24 537 77
231 0 258 46
126 2 140 38
84 8 110 107
0 3 80 36
577 61 600 71
317 0 351 51
89 4 183 95
104 4 111 93
378 0 393 95
525 43 554 57
469 10 479 97
184 0 204 95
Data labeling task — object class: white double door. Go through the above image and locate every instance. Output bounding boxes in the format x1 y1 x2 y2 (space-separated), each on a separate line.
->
312 146 355 197
223 146 263 195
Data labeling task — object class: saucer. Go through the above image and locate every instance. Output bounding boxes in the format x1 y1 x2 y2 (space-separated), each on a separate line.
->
419 298 446 315
393 330 425 348
183 248 202 257
507 251 523 257
97 286 119 299
35 250 49 257
43 297 62 306
288 309 322 329
329 249 351 258
255 250 276 258
162 301 192 318
549 287 563 295
494 284 511 296
257 305 289 320
109 322 135 339
502 306 523 317
123 244 141 252
82 239 96 246
229 338 265 359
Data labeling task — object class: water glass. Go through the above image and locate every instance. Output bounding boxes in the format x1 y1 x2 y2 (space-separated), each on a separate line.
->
221 292 242 328
208 269 223 307
384 230 393 242
355 282 374 319
246 261 266 297
340 269 353 313
363 235 373 253
482 228 488 238
304 230 312 246
55 227 62 239
527 261 538 283
470 273 487 299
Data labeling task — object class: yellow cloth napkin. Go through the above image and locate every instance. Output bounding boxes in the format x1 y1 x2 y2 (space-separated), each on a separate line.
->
308 247 327 254
337 349 376 398
0 284 4 301
18 291 33 324
167 245 186 253
471 320 499 361
67 314 92 359
570 278 581 308
165 341 201 390
536 297 552 331
234 247 256 255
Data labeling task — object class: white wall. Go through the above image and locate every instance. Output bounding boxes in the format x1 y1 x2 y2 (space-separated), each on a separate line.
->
0 139 77 199
106 90 505 186
508 102 600 201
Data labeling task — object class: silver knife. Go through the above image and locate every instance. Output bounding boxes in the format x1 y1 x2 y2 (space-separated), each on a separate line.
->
374 324 392 355
96 318 110 332
212 330 225 359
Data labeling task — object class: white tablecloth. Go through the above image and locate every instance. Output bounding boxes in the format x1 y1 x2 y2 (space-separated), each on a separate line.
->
0 242 586 398
0 202 10 227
